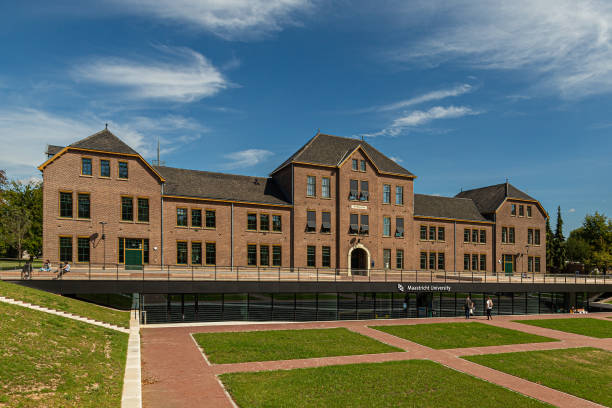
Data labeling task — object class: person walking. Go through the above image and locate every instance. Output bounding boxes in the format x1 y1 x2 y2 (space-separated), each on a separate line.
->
464 295 472 319
486 296 493 320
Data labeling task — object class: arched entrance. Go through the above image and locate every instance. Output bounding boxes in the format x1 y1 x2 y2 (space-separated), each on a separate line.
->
348 244 370 276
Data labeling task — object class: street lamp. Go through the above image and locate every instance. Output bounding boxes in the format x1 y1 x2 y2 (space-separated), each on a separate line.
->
99 221 107 270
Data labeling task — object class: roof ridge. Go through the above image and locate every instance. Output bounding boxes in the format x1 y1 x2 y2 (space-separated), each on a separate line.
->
155 165 269 180
69 128 112 147
415 193 475 201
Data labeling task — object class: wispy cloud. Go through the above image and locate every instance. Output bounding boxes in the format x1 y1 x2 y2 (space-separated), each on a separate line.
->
367 84 473 113
0 108 206 179
73 46 229 102
391 1 612 98
108 0 313 40
389 156 403 163
223 149 274 169
569 208 576 213
362 105 481 137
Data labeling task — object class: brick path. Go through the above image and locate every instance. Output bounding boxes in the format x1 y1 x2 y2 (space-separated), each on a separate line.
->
141 312 612 408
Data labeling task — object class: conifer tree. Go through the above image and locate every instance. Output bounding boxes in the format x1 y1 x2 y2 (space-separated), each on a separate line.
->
545 216 554 271
553 206 566 272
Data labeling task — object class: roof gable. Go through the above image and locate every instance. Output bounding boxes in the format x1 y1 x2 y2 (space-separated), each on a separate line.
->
271 133 415 178
455 183 538 214
414 194 489 222
69 129 139 155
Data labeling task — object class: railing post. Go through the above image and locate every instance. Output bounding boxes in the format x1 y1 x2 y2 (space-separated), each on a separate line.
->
471 270 474 283
88 262 91 280
401 268 403 282
258 266 260 281
430 270 432 283
317 268 319 282
237 266 239 281
167 265 170 281
116 263 119 280
298 267 300 282
278 266 280 282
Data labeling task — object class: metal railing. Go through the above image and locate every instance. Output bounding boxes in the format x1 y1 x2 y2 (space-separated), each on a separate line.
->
0 263 609 285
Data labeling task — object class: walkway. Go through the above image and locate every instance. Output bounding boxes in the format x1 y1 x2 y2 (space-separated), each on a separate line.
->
141 313 612 408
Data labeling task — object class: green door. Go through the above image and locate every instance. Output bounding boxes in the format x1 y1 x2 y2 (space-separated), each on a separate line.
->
125 249 143 270
504 260 513 276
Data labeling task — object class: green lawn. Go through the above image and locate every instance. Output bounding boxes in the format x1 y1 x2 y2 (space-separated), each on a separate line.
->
0 259 43 269
0 281 130 328
220 360 551 408
464 347 612 407
371 322 556 349
0 302 128 408
515 318 612 338
193 328 402 364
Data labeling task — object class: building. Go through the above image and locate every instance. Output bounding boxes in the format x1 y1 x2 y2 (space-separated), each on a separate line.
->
39 129 547 277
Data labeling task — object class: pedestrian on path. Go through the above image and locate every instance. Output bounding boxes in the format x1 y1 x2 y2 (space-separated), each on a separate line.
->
486 296 493 320
465 295 472 319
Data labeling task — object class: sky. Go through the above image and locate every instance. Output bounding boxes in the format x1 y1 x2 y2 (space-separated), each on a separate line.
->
0 0 611 232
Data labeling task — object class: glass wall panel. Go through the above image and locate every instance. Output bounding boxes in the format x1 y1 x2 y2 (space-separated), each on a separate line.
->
183 294 197 322
249 293 273 321
141 294 167 324
197 294 223 321
498 293 513 315
223 293 248 321
357 293 375 320
440 292 456 317
168 294 183 322
513 292 526 315
338 292 357 320
295 293 317 321
317 293 338 321
539 292 554 314
527 293 539 314
272 293 295 321
471 293 485 316
375 293 393 319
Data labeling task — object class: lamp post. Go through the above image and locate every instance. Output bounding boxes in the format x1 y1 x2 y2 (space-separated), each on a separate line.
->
99 222 107 270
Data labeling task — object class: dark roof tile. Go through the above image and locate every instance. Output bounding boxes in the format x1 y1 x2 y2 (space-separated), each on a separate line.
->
70 129 139 155
414 194 488 222
455 183 535 214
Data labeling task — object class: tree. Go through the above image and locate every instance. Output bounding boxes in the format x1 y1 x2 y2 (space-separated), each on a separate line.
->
566 212 612 274
0 169 6 187
565 230 591 265
551 206 566 272
0 179 43 258
545 217 554 271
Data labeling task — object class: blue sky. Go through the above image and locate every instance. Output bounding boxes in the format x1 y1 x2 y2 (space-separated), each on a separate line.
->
1 0 611 232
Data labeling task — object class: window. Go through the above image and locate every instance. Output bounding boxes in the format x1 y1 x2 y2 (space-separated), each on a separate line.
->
528 228 534 244
509 227 515 243
206 243 216 265
437 252 445 270
534 229 541 245
349 213 359 234
260 245 270 266
383 249 391 269
360 159 366 172
472 229 478 243
480 255 486 271
306 210 316 232
81 158 92 176
464 254 470 270
428 226 436 241
206 210 216 228
519 205 524 217
59 236 72 262
464 228 470 243
272 246 282 266
349 179 359 200
322 177 330 198
177 241 188 264
396 217 404 238
191 209 202 228
77 237 89 263
307 245 316 267
118 161 128 179
59 192 73 218
528 256 533 273
118 238 124 263
420 225 427 240
535 256 541 272
192 242 202 265
472 254 479 271
260 214 270 231
321 212 331 233
137 198 149 222
395 186 403 205
420 252 427 269
511 204 516 216
438 226 445 241
502 227 508 243
428 252 436 269
121 197 133 221
77 193 90 219
527 206 532 217
360 214 369 235
176 208 188 227
396 249 404 269
272 215 282 232
100 159 110 178
247 244 257 266
360 180 369 201
247 213 257 230
143 239 149 264
383 216 391 237
322 246 331 267
479 230 486 244
383 184 391 204
352 159 358 171
307 176 316 197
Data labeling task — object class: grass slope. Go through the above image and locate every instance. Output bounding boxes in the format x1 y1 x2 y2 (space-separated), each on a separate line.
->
0 281 130 328
464 347 612 407
193 328 401 364
0 302 128 408
515 318 612 338
371 322 556 349
220 360 550 408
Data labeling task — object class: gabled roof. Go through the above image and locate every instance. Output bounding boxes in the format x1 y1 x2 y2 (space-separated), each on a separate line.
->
38 129 164 181
155 166 291 206
271 133 415 178
414 194 489 222
455 183 537 215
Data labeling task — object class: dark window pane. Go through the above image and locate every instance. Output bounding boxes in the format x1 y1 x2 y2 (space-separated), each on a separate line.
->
247 213 257 230
306 210 316 232
396 249 404 269
480 254 486 271
78 193 90 219
272 215 282 232
100 160 110 177
360 160 366 172
260 214 270 231
176 208 187 226
352 159 358 171
396 217 404 237
420 225 427 240
206 210 216 228
260 245 270 266
143 239 149 264
437 252 445 270
60 192 73 218
437 226 445 241
472 254 479 271
177 242 188 264
192 242 202 265
118 162 128 179
138 198 149 222
349 179 359 200
59 237 72 262
420 252 427 269
307 176 316 197
118 238 124 263
121 197 133 221
206 243 216 265
472 229 478 243
360 214 369 234
272 246 282 266
192 209 202 227
464 229 470 243
383 184 390 203
307 245 316 267
322 246 331 267
360 181 369 201
383 249 391 269
81 158 92 176
247 244 257 265
349 213 359 233
321 212 331 233
77 237 89 263
464 254 470 270
428 252 435 269
480 229 486 243
428 226 435 240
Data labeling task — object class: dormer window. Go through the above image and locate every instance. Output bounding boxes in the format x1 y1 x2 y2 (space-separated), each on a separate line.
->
360 160 366 172
352 159 358 171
